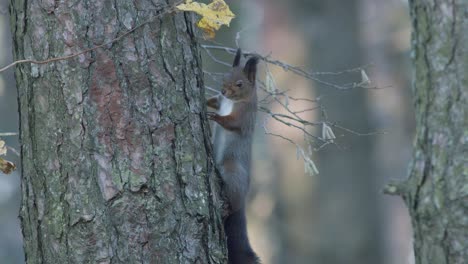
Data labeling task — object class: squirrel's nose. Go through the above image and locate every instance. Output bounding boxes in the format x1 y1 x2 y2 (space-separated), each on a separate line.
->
221 89 226 95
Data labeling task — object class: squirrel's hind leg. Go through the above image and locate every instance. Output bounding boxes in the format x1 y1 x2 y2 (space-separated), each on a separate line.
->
220 159 249 212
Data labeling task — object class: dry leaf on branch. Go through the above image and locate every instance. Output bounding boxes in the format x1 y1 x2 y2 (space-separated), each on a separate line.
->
176 0 235 39
0 158 16 174
0 139 16 174
0 140 6 156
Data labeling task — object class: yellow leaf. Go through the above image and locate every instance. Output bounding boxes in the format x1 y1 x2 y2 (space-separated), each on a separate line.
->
0 140 6 156
0 157 16 174
176 0 235 39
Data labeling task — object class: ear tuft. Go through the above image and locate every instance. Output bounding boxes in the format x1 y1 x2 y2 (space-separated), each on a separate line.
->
243 56 260 84
233 48 242 67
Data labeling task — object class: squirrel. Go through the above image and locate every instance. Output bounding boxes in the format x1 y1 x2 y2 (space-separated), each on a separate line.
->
207 49 260 264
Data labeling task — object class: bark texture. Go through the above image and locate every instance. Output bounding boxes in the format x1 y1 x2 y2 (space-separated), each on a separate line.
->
10 0 226 263
402 0 467 263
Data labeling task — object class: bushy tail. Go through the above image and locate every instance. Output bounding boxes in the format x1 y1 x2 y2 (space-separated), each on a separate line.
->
224 208 259 264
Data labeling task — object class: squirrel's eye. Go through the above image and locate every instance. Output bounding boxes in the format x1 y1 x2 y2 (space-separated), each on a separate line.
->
235 80 243 88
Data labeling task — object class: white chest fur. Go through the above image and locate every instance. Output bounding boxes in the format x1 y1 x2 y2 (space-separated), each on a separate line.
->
213 96 234 163
218 96 234 116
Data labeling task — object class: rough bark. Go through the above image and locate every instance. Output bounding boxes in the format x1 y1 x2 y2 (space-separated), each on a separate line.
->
399 0 467 263
10 0 226 263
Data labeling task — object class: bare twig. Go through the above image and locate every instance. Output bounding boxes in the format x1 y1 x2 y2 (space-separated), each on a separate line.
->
330 123 386 136
0 132 18 136
201 45 383 91
205 86 219 94
202 47 232 67
259 106 325 144
7 146 20 157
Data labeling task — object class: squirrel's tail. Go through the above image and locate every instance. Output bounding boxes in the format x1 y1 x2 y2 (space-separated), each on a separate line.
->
224 207 260 264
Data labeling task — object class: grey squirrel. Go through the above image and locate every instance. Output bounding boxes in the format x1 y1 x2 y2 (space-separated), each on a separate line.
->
207 49 260 264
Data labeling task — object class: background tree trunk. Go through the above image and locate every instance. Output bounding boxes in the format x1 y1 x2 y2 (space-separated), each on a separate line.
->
398 0 467 263
10 0 226 263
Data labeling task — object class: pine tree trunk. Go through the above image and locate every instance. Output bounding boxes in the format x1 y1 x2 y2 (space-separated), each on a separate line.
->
10 0 226 263
398 0 467 263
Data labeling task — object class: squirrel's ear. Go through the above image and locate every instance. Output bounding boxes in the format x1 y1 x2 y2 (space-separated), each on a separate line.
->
233 48 242 67
243 56 260 84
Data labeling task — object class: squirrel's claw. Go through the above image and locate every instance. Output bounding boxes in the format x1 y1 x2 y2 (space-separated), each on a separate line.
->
207 112 218 120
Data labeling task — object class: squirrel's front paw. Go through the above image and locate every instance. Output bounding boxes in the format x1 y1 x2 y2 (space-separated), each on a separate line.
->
207 112 219 121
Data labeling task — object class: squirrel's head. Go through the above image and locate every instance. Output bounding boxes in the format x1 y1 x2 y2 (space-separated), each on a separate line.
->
221 49 259 101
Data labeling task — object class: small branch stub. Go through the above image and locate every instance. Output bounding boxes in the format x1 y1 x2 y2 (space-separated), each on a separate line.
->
383 182 405 196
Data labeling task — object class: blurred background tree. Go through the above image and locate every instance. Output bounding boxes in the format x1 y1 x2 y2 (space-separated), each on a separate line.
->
389 0 467 263
289 1 383 263
237 1 414 263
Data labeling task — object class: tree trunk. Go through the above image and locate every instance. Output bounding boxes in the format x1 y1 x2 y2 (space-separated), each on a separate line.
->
10 0 226 263
397 0 467 263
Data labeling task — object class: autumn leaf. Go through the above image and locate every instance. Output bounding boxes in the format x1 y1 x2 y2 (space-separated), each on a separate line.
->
0 157 16 174
0 139 16 174
176 0 235 39
0 140 6 156
360 69 371 87
321 123 336 143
